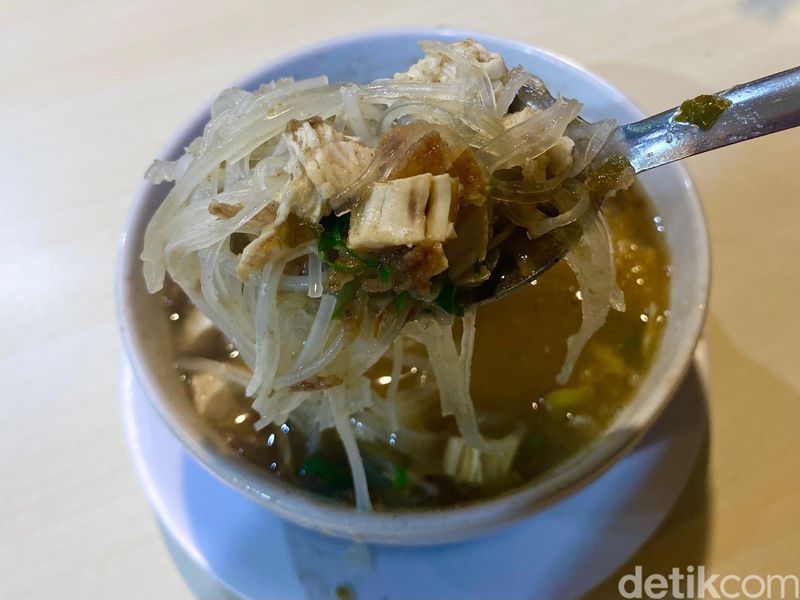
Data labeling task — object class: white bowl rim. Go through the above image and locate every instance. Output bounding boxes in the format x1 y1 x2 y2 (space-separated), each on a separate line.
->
116 27 711 545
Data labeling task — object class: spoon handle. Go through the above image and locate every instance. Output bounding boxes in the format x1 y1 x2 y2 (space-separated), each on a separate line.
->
618 66 800 173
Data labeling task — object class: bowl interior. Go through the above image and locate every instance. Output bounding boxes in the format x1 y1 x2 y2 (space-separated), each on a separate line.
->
117 29 709 544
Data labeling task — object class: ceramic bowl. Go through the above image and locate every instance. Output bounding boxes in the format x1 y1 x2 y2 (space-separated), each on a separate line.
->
117 28 710 544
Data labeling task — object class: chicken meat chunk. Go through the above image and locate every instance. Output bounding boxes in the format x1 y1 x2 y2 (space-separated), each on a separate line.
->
348 173 456 250
283 116 374 217
394 39 508 97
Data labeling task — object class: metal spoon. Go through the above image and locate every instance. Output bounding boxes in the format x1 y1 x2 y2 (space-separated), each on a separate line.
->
471 66 800 305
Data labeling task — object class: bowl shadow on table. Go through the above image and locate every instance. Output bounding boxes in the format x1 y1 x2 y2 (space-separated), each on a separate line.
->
574 356 711 600
579 420 711 600
582 312 798 599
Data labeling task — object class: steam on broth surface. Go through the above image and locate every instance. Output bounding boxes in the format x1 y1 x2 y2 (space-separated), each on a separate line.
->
144 39 670 510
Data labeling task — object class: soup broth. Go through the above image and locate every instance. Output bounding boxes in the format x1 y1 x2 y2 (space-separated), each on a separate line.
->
162 185 670 509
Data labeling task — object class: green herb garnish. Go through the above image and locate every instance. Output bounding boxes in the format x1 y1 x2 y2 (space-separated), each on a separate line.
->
332 279 361 319
318 213 376 274
318 213 349 254
543 385 593 411
379 263 394 283
328 252 377 274
393 465 407 490
434 279 464 316
526 431 545 452
298 455 351 490
584 154 633 198
395 291 410 315
673 94 732 129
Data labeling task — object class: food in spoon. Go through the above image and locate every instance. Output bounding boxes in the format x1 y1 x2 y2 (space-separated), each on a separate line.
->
143 39 669 510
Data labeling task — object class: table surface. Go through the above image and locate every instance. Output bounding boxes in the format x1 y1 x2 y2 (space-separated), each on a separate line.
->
2 1 799 598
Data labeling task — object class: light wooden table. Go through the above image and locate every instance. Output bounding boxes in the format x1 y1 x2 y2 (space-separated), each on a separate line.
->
2 1 798 598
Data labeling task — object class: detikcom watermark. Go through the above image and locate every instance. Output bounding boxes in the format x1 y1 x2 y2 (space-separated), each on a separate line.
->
618 566 799 599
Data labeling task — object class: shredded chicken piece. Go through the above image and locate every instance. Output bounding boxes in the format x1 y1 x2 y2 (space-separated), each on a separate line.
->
237 233 283 279
208 200 243 218
284 117 374 211
425 174 457 241
189 373 236 421
177 308 222 355
289 375 343 392
523 137 575 182
500 109 575 182
348 173 456 249
395 39 508 96
245 204 278 232
236 116 373 279
500 106 538 130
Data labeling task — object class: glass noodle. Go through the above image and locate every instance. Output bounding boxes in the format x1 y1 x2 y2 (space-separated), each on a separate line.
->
142 40 636 510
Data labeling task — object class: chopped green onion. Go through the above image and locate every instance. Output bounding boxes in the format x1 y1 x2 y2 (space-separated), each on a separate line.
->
318 213 348 257
332 279 360 319
393 465 407 490
318 213 377 274
584 155 633 198
434 279 464 316
526 431 545 452
543 385 593 412
298 454 351 489
379 263 394 283
319 213 349 242
328 253 375 274
395 291 410 315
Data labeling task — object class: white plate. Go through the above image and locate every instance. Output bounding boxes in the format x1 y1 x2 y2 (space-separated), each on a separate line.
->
121 343 708 600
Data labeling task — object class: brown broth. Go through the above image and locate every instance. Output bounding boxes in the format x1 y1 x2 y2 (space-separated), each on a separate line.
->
163 184 670 510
